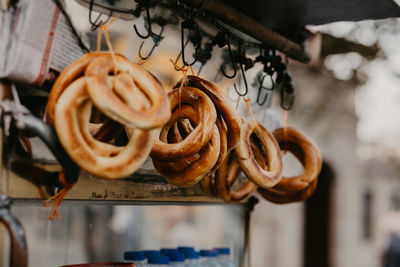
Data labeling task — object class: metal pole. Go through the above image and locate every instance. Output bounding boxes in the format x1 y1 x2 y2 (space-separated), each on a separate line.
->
241 196 259 267
182 0 311 63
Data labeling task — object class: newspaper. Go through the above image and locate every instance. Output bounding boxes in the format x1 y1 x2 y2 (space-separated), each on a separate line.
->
0 0 85 85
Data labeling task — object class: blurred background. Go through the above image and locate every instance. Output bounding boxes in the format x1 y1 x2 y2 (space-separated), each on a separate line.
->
2 1 400 267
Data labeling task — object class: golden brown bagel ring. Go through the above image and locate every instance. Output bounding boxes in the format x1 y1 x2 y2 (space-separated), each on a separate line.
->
258 127 322 203
166 114 228 171
215 149 258 203
79 75 149 156
152 105 220 187
54 77 154 179
272 127 322 192
200 131 267 200
174 75 241 150
84 55 170 129
90 119 124 143
151 86 217 161
46 52 126 125
166 114 228 195
167 114 228 196
258 179 319 204
236 120 283 189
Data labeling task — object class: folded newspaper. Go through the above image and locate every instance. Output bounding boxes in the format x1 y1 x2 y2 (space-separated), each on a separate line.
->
0 0 85 85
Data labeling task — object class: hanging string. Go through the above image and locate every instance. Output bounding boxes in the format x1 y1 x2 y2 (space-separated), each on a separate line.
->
99 17 119 74
97 27 103 52
188 64 195 76
236 95 242 110
244 97 255 122
170 59 192 113
43 170 77 220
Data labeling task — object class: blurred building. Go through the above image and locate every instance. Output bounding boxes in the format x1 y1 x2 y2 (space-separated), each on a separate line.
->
251 24 400 267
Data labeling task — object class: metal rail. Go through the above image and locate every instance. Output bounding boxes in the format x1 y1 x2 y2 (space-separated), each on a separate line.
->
182 0 311 62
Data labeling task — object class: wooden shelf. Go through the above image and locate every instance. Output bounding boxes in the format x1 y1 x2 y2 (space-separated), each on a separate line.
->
0 158 231 204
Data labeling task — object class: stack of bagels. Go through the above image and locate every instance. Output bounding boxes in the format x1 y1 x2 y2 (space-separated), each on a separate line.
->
47 53 322 204
46 52 170 179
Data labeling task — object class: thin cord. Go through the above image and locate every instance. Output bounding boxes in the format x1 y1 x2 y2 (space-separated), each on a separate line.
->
244 97 255 122
100 17 119 74
97 27 103 51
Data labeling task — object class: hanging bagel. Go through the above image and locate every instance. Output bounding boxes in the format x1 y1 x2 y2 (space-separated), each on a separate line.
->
236 120 283 189
197 115 228 196
47 52 127 144
152 105 221 187
174 75 241 151
166 114 228 193
166 114 228 172
46 52 126 125
84 55 170 129
54 77 154 179
215 149 258 203
258 127 322 203
151 86 217 161
258 179 319 204
165 111 228 192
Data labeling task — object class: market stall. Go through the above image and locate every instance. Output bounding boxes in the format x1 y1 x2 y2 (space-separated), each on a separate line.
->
0 0 399 266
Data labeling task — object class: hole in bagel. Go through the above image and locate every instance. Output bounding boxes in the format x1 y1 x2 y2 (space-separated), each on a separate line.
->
279 141 305 177
227 153 248 190
109 151 119 157
108 70 122 76
165 117 198 143
89 106 107 123
250 133 268 169
84 105 124 144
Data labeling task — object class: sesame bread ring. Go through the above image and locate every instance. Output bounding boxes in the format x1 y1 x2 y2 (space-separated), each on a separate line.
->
258 179 319 204
151 86 217 161
175 75 241 150
54 77 153 179
215 149 258 203
165 113 227 194
46 52 126 125
84 55 170 129
152 105 220 187
258 127 322 203
167 114 228 195
168 115 228 172
236 120 283 189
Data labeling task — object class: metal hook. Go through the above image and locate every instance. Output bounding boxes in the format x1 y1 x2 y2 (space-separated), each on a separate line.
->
133 1 152 39
261 73 275 90
181 20 200 66
174 39 190 71
233 64 248 96
138 25 164 60
220 34 237 79
280 74 294 110
89 0 113 31
256 74 275 105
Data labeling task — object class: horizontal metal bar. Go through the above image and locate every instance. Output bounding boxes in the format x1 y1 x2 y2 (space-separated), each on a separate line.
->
183 0 311 63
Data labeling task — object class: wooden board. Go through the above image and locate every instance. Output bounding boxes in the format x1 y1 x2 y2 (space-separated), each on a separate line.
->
0 159 227 204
